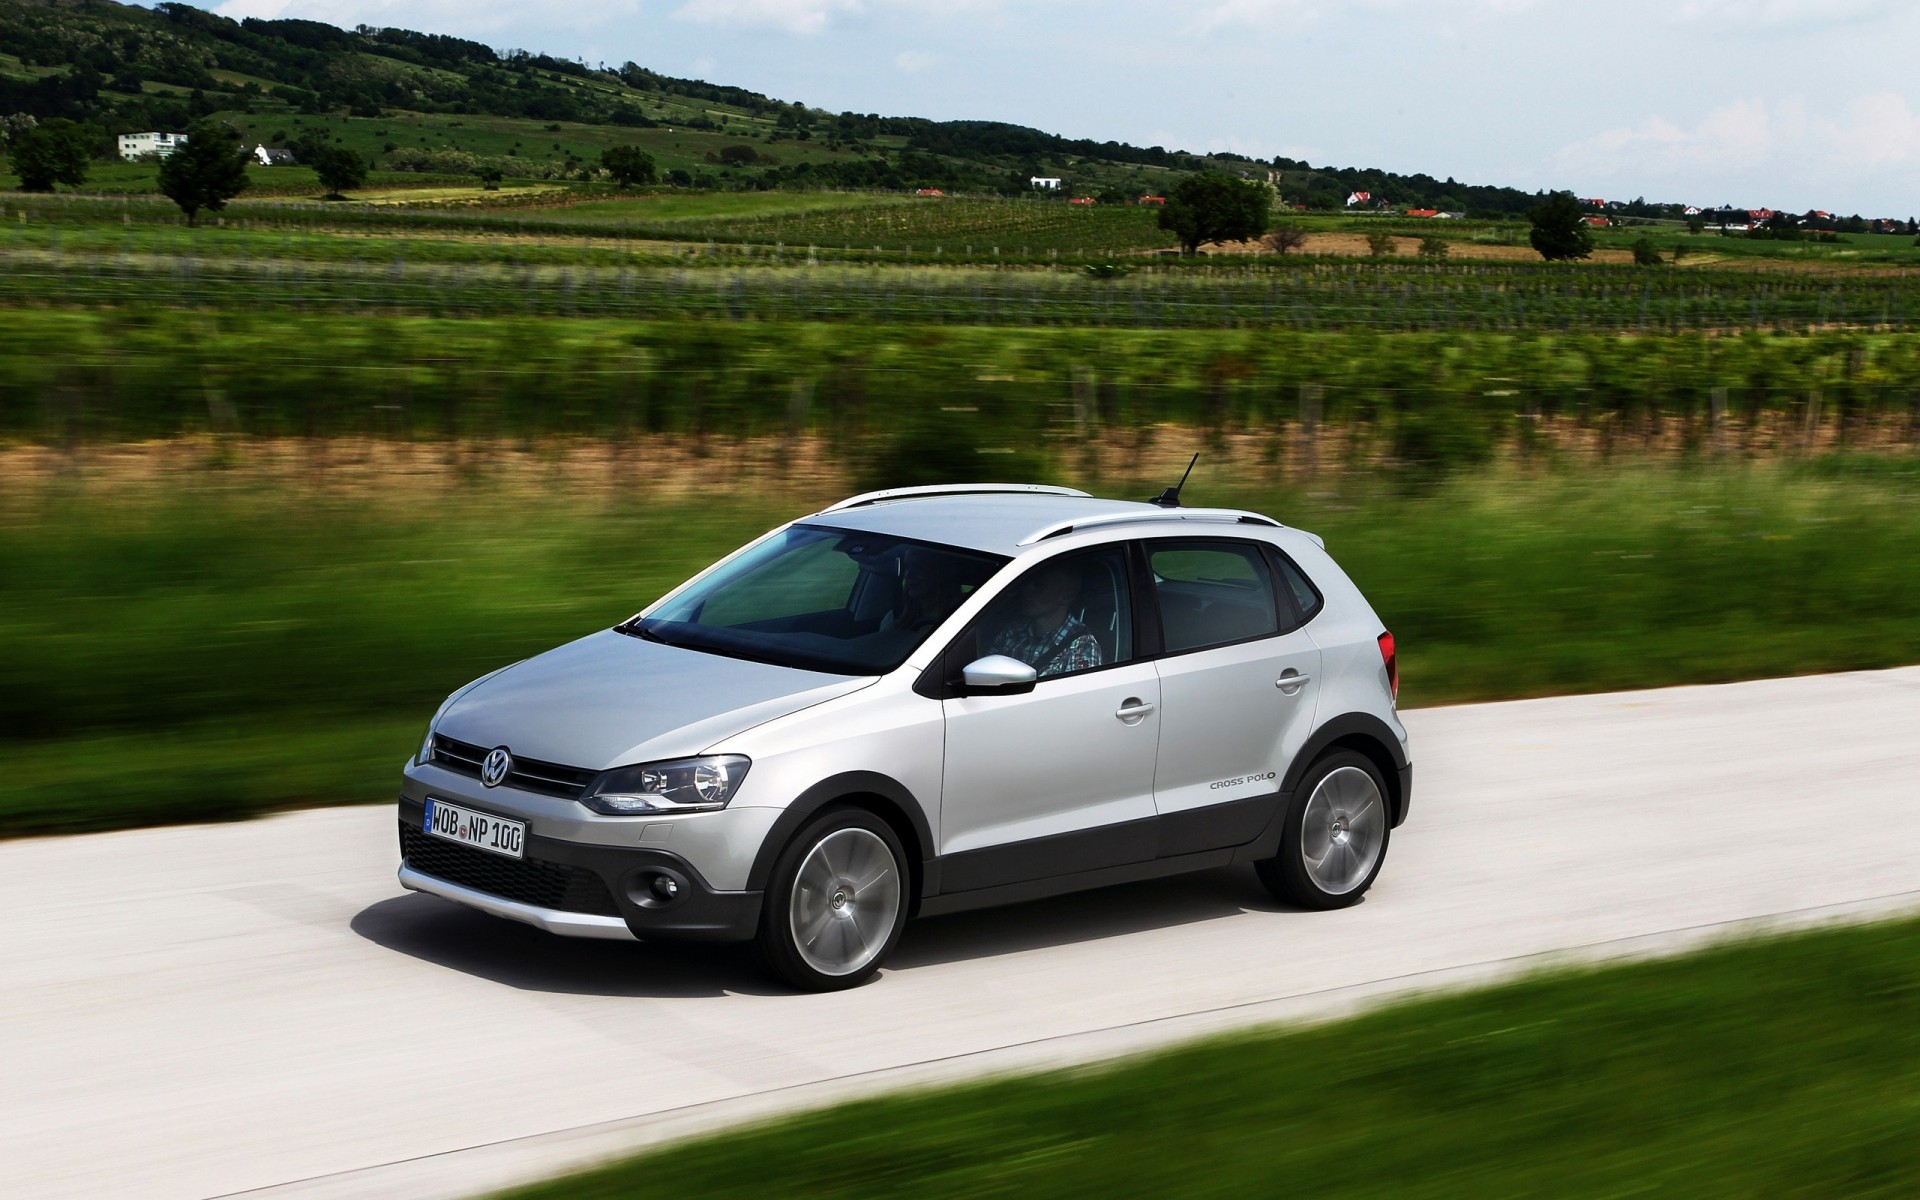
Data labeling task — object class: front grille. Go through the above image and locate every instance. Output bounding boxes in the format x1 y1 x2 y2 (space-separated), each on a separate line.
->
401 823 621 917
430 734 598 799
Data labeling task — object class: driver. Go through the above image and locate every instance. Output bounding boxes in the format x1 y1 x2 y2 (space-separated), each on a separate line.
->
987 560 1102 678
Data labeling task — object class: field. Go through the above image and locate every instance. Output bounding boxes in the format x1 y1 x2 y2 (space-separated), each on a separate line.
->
5 453 1919 836
2 182 1919 839
4 192 1917 338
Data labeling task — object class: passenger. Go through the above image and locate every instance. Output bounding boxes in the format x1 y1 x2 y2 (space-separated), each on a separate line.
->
883 550 969 633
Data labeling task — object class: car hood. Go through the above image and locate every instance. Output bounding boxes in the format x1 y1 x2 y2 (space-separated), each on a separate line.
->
437 628 871 771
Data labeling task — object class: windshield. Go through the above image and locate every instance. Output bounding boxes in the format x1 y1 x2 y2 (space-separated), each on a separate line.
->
624 524 1007 676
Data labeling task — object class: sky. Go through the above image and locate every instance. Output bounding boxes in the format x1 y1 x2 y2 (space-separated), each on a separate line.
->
189 0 1920 217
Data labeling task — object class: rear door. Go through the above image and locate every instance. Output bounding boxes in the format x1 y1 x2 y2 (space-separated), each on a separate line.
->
1146 539 1322 857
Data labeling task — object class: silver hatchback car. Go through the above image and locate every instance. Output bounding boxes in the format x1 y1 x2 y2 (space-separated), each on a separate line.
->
397 485 1410 990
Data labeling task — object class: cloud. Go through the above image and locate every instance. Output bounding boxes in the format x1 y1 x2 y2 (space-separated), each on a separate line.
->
1552 93 1919 209
894 49 935 72
1817 92 1920 165
1673 0 1895 26
672 0 861 34
668 0 998 33
1184 0 1536 36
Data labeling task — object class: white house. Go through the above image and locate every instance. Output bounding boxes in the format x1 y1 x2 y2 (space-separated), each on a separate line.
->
1030 176 1063 190
1345 191 1371 207
253 144 296 166
118 131 188 161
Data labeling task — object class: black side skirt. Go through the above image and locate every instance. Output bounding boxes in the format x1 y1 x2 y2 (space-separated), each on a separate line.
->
920 792 1289 918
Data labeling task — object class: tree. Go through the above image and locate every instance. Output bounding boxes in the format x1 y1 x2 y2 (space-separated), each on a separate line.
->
9 119 91 192
1264 225 1306 255
307 144 367 199
1630 237 1663 266
476 165 503 191
1527 191 1593 261
600 144 655 188
1418 235 1450 259
1158 171 1270 254
1365 231 1397 257
157 122 250 226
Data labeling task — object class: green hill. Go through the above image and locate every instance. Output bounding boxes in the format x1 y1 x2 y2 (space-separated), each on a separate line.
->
0 0 1570 211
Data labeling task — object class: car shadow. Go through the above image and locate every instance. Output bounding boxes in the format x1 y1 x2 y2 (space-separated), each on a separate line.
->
353 865 1316 997
890 864 1303 969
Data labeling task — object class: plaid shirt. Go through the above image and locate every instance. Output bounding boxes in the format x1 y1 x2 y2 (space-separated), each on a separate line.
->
989 615 1104 678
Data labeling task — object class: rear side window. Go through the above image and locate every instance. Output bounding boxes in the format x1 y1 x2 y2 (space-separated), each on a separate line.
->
1149 541 1281 654
1270 550 1325 625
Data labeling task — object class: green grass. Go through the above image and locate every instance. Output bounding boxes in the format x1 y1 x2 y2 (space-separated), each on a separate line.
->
495 913 1920 1199
5 457 1919 836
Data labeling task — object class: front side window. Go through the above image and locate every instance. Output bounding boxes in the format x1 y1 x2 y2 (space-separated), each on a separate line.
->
965 547 1133 680
631 525 1004 675
1149 541 1281 654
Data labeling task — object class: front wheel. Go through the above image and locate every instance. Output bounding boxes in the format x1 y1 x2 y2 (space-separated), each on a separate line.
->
758 808 909 991
1256 750 1390 910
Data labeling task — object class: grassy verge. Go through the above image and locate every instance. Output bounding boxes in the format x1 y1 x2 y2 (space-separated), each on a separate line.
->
4 456 1919 836
495 914 1920 1199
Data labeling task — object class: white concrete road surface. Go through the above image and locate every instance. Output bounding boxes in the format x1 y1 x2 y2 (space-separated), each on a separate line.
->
4 668 1918 1200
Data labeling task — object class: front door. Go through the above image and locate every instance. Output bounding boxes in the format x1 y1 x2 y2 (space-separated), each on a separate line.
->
936 546 1160 891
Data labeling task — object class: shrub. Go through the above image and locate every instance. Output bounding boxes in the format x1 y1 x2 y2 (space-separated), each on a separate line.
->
1264 225 1306 255
1632 237 1663 266
1418 235 1449 259
1366 231 1397 257
855 412 1053 494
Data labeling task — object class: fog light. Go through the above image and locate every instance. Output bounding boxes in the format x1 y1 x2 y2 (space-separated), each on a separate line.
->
628 867 690 910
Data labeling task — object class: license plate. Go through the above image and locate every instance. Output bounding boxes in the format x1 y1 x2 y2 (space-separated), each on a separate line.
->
423 797 526 861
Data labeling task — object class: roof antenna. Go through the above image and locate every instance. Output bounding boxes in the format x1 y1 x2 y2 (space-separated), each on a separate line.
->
1149 453 1199 508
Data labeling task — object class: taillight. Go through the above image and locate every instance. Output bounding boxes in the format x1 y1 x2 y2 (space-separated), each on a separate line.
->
1377 631 1398 701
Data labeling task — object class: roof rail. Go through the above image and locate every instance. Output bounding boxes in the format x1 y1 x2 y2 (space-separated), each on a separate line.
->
1017 508 1281 547
820 484 1091 514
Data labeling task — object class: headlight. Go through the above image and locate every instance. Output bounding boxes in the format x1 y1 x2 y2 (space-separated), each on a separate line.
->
580 755 751 815
415 720 438 766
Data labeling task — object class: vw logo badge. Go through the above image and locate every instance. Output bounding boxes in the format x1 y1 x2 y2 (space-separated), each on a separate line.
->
481 747 512 788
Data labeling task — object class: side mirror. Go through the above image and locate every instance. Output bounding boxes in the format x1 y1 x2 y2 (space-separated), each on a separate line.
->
960 654 1038 695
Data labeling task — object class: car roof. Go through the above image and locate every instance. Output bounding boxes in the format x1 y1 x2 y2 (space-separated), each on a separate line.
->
802 487 1281 557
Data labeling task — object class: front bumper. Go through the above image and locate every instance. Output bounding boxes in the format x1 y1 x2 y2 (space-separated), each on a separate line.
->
400 865 638 940
395 798 763 943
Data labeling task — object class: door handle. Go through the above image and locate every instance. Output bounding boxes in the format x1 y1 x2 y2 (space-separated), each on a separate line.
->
1115 698 1156 723
1275 672 1312 694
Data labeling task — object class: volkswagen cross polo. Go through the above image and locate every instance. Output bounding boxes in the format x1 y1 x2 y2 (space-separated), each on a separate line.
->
397 484 1410 990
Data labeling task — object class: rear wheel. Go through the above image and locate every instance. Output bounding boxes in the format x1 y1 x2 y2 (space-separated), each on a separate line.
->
1256 750 1390 909
758 808 908 991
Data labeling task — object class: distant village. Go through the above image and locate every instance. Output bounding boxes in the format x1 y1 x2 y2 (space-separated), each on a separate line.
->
1338 187 1913 236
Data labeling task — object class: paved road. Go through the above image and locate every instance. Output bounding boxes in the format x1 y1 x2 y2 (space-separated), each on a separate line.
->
4 668 1918 1200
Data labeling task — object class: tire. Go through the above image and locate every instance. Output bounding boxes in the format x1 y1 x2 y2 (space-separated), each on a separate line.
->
1256 750 1391 910
758 807 909 991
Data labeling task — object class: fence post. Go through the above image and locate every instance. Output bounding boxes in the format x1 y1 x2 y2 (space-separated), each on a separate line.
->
1072 368 1096 439
1299 382 1322 477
